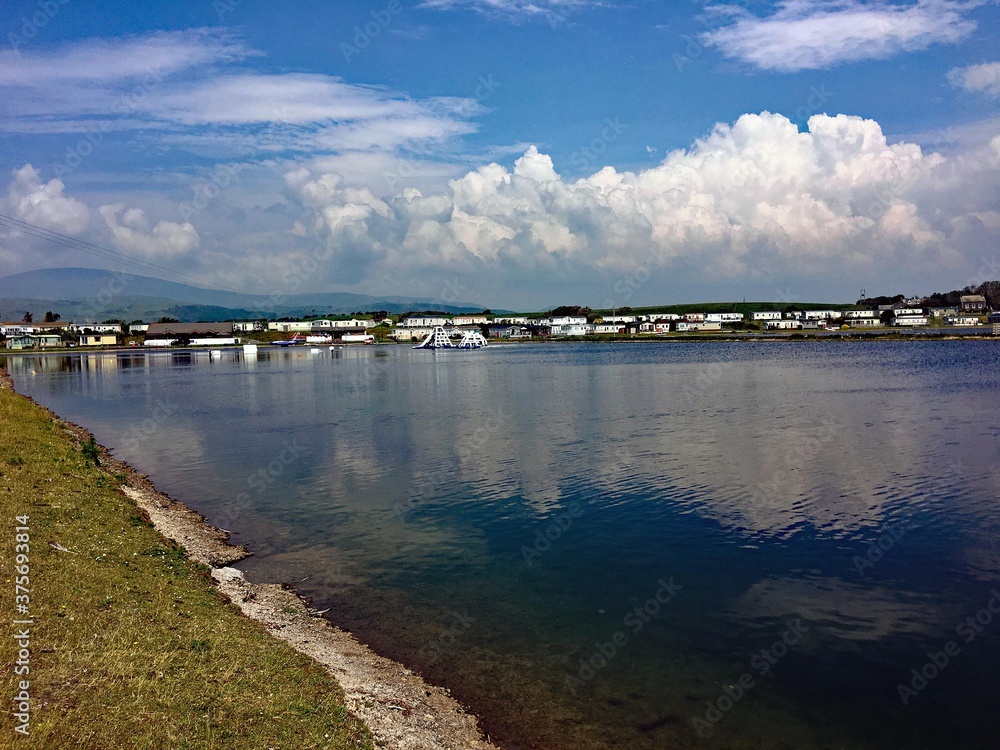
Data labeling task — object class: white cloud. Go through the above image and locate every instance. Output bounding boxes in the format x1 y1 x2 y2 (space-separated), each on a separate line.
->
949 61 1000 96
0 31 480 158
0 28 250 86
6 164 90 234
281 111 995 304
702 0 978 72
419 0 605 22
98 204 199 258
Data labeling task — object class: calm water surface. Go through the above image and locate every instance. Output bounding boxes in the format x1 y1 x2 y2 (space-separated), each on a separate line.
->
5 341 1000 749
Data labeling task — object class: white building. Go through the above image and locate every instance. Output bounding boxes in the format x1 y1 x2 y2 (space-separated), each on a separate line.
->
551 322 591 336
388 327 434 342
803 310 837 320
70 322 122 333
492 317 529 325
892 315 928 326
592 323 625 334
848 318 880 327
928 307 958 318
401 316 448 328
683 313 705 322
844 310 877 319
764 320 803 330
750 311 782 321
601 315 637 324
944 316 981 326
676 321 722 332
233 321 264 332
268 321 313 332
0 323 39 336
705 312 744 323
452 316 488 326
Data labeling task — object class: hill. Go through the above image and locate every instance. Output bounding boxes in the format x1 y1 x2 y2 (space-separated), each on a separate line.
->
0 268 493 322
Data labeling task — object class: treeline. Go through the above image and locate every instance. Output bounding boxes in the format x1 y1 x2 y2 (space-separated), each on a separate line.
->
859 281 1000 308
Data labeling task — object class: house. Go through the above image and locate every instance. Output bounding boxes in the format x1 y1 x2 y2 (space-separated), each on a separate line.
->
927 307 958 318
705 312 744 323
452 316 488 326
676 321 722 332
803 310 837 320
683 312 705 322
764 320 802 330
960 295 987 313
80 333 118 346
268 321 313 333
389 327 434 342
892 315 929 326
129 323 149 333
4 334 61 349
492 317 529 325
400 316 449 328
0 322 40 337
891 306 924 316
144 322 237 346
5 335 36 349
843 310 877 319
233 321 265 332
488 325 531 339
944 315 981 326
601 315 636 324
750 311 782 321
592 323 625 335
70 322 122 334
847 318 880 327
551 323 591 336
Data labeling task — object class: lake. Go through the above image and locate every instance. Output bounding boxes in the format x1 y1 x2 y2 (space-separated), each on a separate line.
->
5 341 999 749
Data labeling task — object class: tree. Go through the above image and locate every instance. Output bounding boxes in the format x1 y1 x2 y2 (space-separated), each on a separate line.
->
43 311 60 323
157 316 179 324
22 312 33 323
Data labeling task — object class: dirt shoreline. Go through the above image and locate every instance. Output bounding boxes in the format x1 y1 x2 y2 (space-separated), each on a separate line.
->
0 367 501 750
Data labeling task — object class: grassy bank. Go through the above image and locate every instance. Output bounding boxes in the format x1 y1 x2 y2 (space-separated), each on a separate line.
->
0 381 373 749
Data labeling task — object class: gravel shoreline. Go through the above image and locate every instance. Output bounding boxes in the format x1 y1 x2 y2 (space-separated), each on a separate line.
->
0 367 501 750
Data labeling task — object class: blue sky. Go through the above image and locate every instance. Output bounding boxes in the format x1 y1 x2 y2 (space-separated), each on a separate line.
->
1 0 998 309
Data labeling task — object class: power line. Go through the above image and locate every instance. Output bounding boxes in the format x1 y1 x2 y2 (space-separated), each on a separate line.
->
0 212 245 296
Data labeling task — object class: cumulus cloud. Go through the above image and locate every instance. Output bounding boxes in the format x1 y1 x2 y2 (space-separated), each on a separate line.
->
702 0 978 72
949 61 1000 96
98 204 199 258
285 111 986 302
6 164 90 234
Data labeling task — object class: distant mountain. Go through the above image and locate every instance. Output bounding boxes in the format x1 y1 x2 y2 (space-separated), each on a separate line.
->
0 268 495 322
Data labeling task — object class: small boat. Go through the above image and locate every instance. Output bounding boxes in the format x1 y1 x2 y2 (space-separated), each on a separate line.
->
274 334 306 347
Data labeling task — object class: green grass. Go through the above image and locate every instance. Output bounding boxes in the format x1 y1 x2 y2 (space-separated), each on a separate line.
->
0 384 374 749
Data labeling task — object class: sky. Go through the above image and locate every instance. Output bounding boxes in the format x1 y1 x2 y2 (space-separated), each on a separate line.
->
0 0 998 310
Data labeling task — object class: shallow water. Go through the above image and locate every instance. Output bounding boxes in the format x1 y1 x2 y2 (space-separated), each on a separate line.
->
6 341 1000 748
